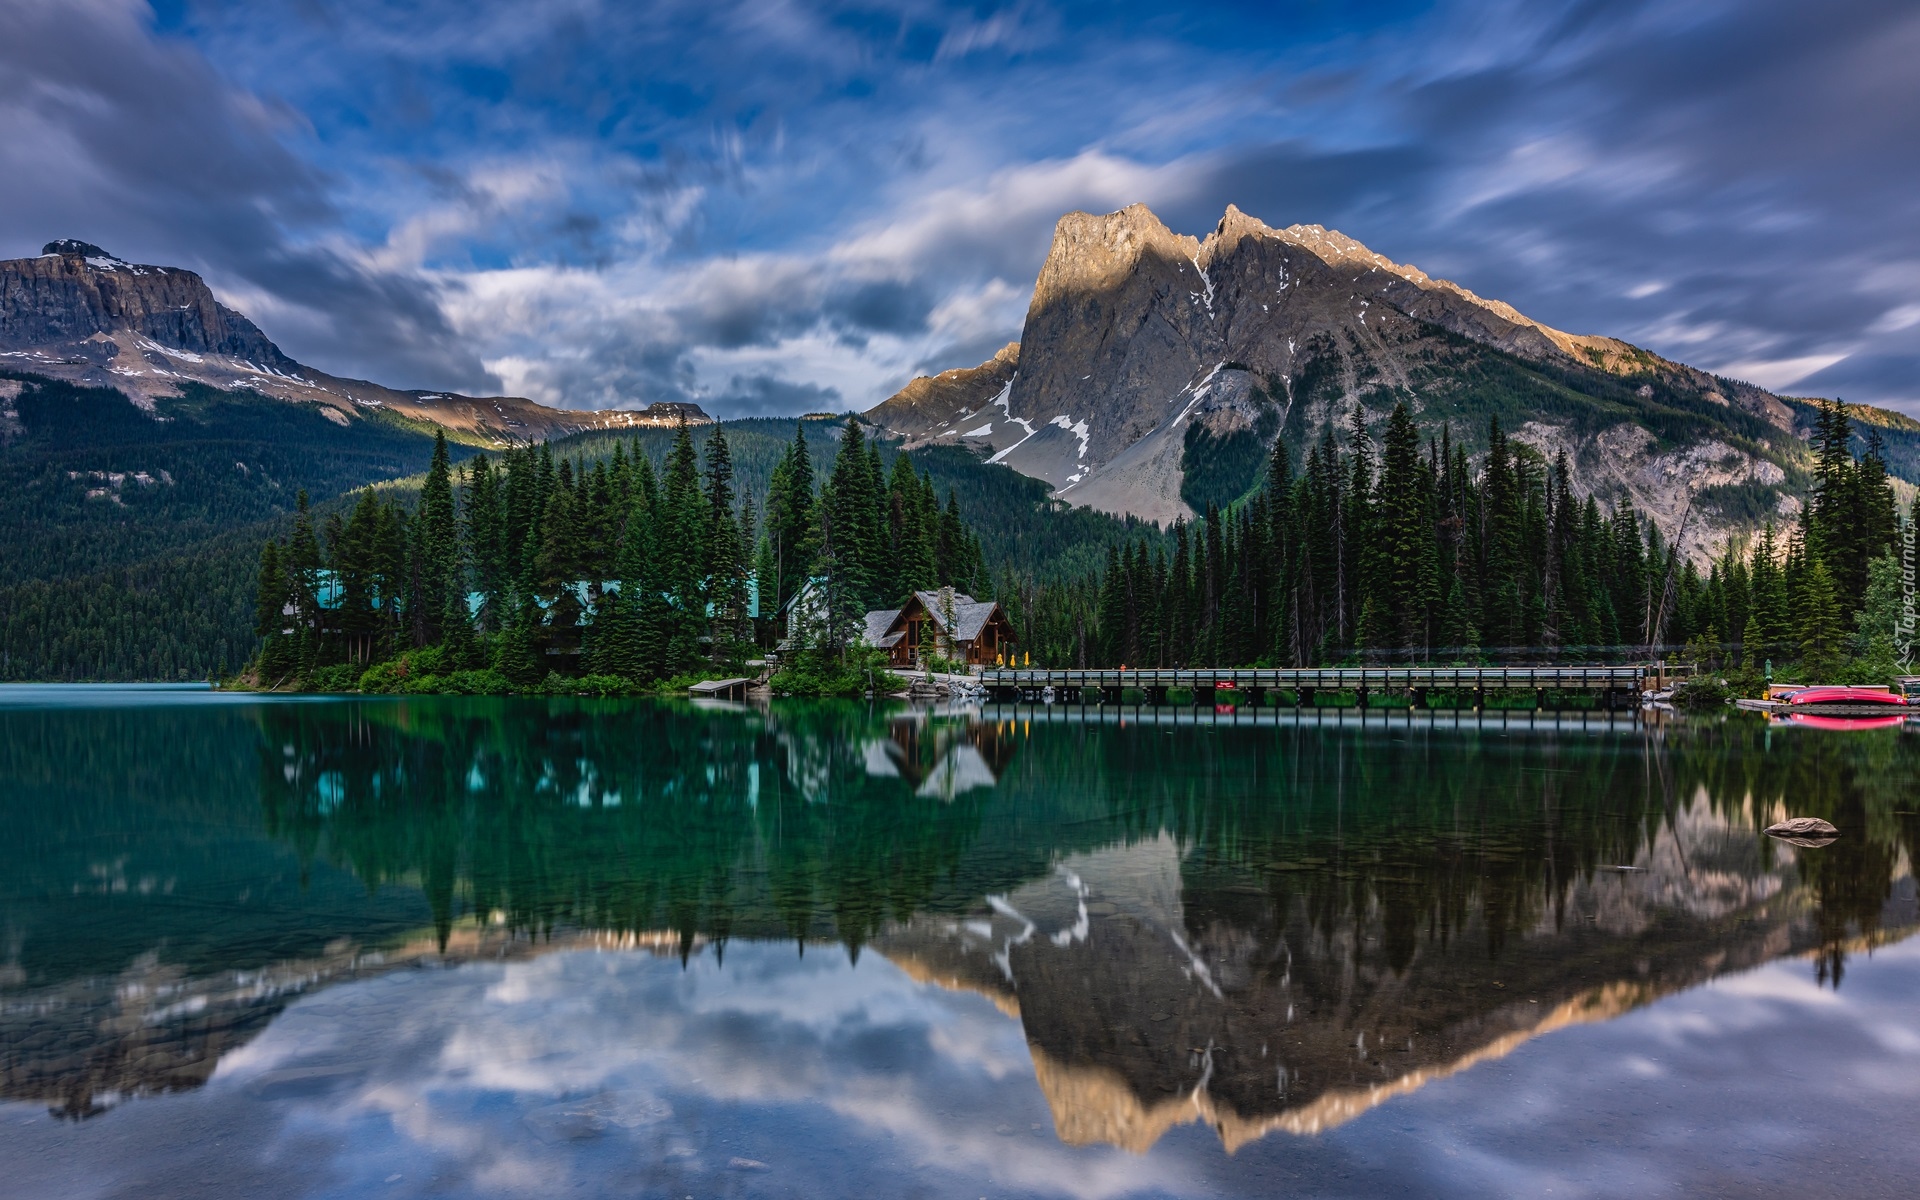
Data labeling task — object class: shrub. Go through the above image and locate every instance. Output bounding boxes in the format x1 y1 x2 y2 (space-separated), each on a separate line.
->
1672 676 1733 709
771 647 903 697
300 662 363 693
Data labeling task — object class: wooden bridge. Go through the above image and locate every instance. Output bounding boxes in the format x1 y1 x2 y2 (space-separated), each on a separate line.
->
978 665 1688 708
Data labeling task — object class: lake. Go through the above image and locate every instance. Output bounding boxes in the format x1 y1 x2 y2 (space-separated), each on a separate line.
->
2 686 1917 1198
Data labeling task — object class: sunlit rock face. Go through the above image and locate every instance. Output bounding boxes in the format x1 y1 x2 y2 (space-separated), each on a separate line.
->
866 203 1801 554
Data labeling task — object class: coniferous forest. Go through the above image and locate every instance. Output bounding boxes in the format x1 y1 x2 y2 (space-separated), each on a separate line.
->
250 395 1912 696
1006 398 1913 685
252 418 996 695
3 369 1912 690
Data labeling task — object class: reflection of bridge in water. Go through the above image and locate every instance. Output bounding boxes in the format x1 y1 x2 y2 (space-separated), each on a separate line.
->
980 703 1652 732
983 665 1687 708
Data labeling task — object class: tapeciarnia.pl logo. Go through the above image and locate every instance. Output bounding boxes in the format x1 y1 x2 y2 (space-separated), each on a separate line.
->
1900 528 1916 664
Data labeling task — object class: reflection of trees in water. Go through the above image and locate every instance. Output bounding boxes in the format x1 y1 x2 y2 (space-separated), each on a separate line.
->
1663 717 1920 985
258 700 1001 957
261 704 1920 989
16 700 1919 1130
1010 722 1659 965
871 718 1920 1152
986 716 1920 1001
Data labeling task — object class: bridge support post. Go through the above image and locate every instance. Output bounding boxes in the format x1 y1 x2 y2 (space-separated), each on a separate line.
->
1473 686 1486 710
1299 687 1316 708
1410 687 1428 709
1536 687 1548 710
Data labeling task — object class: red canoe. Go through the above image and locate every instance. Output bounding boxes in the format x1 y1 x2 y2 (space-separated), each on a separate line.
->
1784 713 1908 730
1783 686 1909 706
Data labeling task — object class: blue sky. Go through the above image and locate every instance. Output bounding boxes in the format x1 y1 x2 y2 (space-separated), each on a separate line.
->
3 0 1917 415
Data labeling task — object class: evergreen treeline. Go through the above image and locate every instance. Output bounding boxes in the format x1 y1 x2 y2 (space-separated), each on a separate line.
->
253 418 991 692
544 420 1141 582
1032 398 1911 679
0 375 451 681
0 375 448 589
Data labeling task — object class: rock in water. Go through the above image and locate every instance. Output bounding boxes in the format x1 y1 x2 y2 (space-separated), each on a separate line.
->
1764 817 1840 847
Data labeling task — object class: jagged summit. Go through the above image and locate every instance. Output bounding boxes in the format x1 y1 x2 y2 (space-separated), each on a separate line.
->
41 239 115 260
867 201 1802 553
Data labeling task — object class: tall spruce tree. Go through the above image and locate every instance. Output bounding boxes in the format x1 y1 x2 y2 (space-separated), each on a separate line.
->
702 427 748 664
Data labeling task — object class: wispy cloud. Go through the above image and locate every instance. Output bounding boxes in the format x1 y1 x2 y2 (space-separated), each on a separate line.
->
4 0 1916 413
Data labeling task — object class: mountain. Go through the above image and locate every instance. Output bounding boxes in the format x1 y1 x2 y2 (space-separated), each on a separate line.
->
1 240 709 445
867 204 1894 553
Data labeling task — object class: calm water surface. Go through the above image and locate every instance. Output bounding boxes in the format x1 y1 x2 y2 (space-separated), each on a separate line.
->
3 686 1918 1198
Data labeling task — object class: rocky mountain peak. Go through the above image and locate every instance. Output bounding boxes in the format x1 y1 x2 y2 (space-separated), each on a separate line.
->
1032 203 1200 310
41 239 114 260
868 200 1813 552
0 245 709 444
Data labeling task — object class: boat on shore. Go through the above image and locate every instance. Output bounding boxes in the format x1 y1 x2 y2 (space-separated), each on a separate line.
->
1734 683 1914 723
1780 685 1908 708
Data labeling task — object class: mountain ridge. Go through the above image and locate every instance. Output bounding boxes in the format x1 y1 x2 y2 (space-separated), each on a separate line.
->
0 241 709 445
867 203 1852 554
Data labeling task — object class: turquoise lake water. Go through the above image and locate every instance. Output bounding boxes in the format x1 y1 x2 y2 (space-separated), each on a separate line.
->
2 686 1918 1198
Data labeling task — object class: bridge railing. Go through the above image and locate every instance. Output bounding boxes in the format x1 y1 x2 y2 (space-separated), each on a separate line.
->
978 665 1686 691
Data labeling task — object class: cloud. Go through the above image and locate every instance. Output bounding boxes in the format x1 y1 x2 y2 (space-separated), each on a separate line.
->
2 0 1916 416
0 0 498 392
711 373 844 418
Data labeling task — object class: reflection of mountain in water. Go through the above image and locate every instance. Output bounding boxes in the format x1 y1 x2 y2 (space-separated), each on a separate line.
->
879 809 1918 1151
6 698 1920 1137
0 926 697 1119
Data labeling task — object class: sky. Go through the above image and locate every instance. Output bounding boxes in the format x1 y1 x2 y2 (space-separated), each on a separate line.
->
2 0 1915 417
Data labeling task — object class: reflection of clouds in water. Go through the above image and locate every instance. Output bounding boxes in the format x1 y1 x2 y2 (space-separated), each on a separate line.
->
209 945 1198 1199
9 938 1920 1197
1373 936 1920 1197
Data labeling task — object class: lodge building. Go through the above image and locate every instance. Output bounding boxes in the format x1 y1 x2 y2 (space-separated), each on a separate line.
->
861 589 1016 669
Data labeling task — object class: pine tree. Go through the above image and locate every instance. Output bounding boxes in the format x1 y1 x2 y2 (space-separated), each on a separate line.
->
1341 402 1374 646
465 453 508 629
493 598 544 686
661 418 708 671
1479 417 1524 654
1371 401 1427 660
254 539 284 639
702 427 748 664
1796 553 1848 677
285 490 322 639
765 423 818 619
414 429 460 643
1439 569 1480 663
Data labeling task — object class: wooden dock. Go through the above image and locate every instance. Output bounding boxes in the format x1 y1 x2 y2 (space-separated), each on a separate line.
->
689 677 752 701
978 665 1683 709
1735 697 1915 718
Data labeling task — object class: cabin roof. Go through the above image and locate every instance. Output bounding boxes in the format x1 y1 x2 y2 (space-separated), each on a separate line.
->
909 591 1003 641
864 608 903 647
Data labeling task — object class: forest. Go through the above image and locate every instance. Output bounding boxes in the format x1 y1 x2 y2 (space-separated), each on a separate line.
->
251 395 1913 697
1007 398 1913 686
0 374 455 681
252 417 996 695
6 364 1912 690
